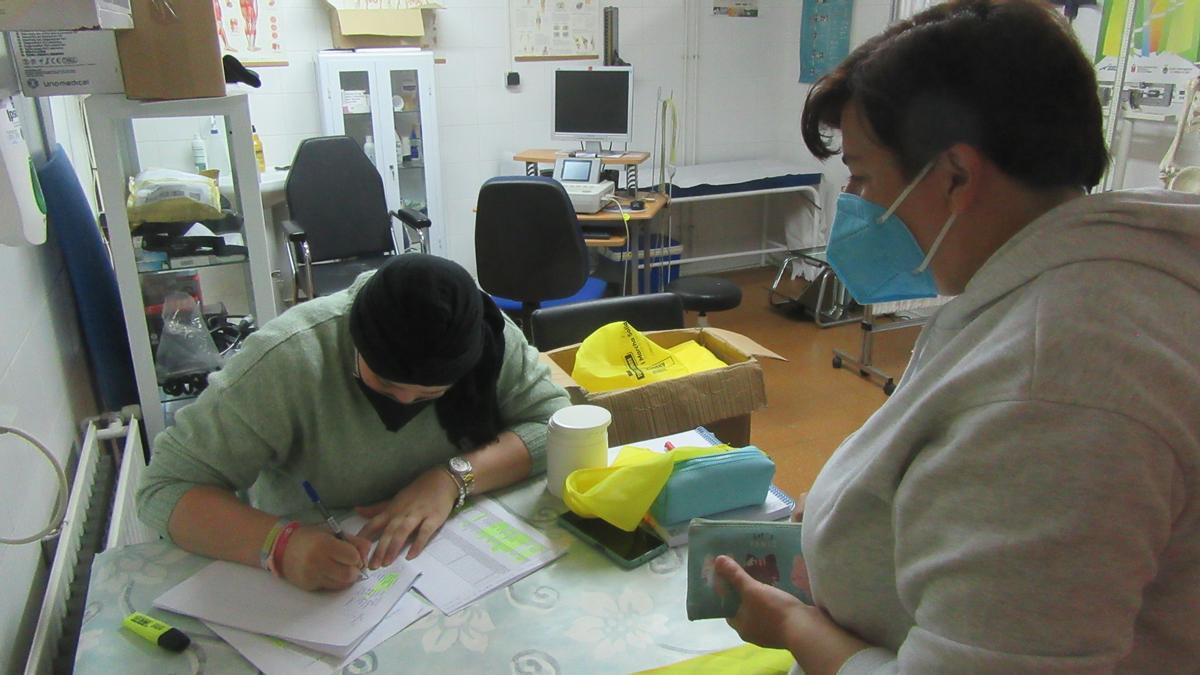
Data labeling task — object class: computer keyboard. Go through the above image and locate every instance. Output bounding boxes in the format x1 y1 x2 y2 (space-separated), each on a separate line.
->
581 227 616 240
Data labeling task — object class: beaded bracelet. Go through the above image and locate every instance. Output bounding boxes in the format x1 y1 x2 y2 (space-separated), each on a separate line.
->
258 519 288 571
269 521 302 579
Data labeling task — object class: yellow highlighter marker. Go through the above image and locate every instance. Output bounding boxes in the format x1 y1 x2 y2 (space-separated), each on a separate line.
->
122 611 191 652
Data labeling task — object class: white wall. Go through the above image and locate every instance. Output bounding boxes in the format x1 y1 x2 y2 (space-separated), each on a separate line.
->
0 208 97 671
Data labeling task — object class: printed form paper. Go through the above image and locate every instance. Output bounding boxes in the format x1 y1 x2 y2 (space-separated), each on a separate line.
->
206 593 431 675
154 555 420 648
343 496 564 615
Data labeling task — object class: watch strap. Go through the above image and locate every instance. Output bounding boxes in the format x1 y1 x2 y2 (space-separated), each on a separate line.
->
444 466 467 509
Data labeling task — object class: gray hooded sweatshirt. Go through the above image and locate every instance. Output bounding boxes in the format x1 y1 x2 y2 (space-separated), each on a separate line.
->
804 189 1200 673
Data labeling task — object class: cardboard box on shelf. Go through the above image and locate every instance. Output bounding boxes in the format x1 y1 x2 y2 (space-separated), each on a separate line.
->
539 327 785 447
0 0 132 30
325 1 441 50
115 0 225 100
13 29 125 97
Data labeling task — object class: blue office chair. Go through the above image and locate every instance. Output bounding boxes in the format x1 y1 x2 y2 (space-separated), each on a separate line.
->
474 176 607 334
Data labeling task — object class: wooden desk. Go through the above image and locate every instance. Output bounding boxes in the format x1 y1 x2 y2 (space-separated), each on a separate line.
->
514 148 651 194
578 193 669 295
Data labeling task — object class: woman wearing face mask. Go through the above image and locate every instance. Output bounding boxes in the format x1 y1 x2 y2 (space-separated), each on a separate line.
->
713 1 1200 672
137 254 570 591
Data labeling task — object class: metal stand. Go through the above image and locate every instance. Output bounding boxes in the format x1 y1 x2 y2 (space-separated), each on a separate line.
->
832 305 927 396
768 246 860 328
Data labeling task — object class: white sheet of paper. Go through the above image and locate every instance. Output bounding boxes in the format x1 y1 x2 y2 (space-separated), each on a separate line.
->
285 564 420 657
154 555 419 647
206 593 431 675
343 495 565 615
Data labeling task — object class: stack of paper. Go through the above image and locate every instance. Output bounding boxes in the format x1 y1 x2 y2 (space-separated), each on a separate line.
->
402 497 567 615
154 553 427 674
206 594 430 674
153 496 565 673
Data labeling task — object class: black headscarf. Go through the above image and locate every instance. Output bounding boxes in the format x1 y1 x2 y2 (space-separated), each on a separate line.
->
348 254 506 447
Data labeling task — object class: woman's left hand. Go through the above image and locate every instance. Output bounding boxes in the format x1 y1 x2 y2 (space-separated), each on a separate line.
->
714 555 870 675
355 467 459 568
715 554 808 649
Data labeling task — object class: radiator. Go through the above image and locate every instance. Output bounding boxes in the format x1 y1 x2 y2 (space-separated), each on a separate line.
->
24 416 152 675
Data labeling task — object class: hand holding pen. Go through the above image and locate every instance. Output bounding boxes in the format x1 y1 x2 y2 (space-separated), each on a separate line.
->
302 480 370 581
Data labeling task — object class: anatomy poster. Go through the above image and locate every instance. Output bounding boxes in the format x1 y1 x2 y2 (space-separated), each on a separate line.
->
213 0 286 65
510 0 599 61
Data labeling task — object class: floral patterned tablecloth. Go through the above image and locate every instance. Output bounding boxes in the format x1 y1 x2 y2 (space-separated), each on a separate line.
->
76 478 744 674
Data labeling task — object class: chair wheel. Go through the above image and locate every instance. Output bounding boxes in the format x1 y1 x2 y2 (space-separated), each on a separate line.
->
832 355 842 369
883 380 896 396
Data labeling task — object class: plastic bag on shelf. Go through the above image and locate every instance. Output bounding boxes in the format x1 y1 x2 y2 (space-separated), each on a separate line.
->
155 292 223 383
127 168 222 226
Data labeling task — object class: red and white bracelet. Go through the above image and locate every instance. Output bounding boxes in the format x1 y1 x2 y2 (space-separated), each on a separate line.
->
267 520 301 578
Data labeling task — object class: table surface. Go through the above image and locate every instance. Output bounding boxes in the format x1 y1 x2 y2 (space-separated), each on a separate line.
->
577 193 667 223
217 168 289 208
514 149 651 166
75 477 743 674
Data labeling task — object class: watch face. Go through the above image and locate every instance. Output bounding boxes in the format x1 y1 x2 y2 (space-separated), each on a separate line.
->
449 456 471 473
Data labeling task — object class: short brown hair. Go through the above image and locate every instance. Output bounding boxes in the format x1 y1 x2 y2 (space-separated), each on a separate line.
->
801 0 1107 190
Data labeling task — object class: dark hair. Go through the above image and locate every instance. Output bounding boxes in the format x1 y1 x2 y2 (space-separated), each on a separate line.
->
800 0 1107 190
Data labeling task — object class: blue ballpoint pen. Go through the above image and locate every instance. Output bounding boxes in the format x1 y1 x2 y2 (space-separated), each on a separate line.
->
301 480 369 580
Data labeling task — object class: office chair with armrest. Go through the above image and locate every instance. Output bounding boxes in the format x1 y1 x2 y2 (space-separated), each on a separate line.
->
530 293 685 351
282 135 431 303
474 176 607 333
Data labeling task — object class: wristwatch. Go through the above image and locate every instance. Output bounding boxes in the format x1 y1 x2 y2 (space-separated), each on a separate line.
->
444 456 475 510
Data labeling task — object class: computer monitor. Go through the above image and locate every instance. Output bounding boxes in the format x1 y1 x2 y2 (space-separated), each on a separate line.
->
552 66 633 154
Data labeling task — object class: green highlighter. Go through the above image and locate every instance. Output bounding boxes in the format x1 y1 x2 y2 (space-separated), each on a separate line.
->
122 612 191 652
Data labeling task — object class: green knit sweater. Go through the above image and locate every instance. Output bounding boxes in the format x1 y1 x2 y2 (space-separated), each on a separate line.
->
136 275 570 536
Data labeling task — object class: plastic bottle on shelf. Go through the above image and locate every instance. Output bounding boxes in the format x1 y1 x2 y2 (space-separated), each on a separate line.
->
251 125 266 173
191 134 208 173
409 126 420 161
206 116 227 175
397 133 410 164
363 135 376 165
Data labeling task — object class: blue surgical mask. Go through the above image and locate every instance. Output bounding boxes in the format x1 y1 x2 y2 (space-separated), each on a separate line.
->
826 162 957 304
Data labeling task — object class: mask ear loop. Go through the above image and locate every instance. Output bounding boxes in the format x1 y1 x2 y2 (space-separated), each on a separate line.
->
914 212 957 273
878 160 936 223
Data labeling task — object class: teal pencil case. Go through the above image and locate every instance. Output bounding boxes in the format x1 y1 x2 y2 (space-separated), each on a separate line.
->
649 446 775 526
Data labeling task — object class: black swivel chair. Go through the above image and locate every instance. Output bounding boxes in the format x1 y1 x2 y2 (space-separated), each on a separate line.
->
529 293 685 351
281 135 431 302
475 176 607 332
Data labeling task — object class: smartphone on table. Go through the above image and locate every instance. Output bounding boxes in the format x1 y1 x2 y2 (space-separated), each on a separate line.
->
558 511 668 569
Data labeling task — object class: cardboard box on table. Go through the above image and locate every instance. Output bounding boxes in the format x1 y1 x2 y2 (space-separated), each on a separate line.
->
539 327 785 447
